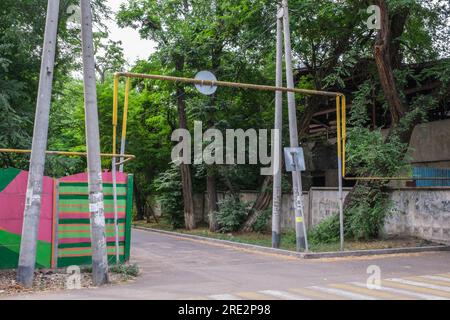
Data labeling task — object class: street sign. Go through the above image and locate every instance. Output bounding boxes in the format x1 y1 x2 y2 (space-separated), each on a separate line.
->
195 71 218 96
284 147 306 172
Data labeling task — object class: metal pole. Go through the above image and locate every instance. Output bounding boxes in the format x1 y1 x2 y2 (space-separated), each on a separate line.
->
336 96 344 251
0 148 135 159
116 72 340 97
119 78 131 173
112 69 120 264
80 0 109 285
281 0 308 252
17 0 60 288
272 6 283 249
338 160 344 251
112 158 120 264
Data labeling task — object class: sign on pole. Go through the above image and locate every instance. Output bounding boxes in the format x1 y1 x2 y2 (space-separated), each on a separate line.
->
195 71 218 96
284 147 306 172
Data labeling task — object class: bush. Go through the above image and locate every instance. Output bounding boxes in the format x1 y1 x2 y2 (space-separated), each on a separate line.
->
344 185 391 240
252 208 271 233
109 263 140 277
283 229 297 246
214 197 248 233
307 186 392 244
308 214 340 245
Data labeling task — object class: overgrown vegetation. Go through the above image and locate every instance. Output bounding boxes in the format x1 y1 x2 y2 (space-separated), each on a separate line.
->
214 197 249 233
109 263 140 278
152 165 184 229
310 76 445 244
308 215 340 245
252 208 272 233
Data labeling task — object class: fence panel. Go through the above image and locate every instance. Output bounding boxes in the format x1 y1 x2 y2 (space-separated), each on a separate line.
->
55 172 133 268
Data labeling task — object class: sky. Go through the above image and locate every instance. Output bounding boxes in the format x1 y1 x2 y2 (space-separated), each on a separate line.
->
105 0 156 64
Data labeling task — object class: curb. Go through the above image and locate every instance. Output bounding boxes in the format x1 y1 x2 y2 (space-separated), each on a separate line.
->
132 226 450 259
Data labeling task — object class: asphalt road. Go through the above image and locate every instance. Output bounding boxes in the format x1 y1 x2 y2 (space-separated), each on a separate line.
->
6 229 450 300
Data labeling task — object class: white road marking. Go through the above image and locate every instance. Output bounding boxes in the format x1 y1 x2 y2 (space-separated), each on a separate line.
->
388 278 450 292
309 286 376 300
351 282 446 300
209 294 243 300
205 274 450 301
259 290 310 300
421 275 450 283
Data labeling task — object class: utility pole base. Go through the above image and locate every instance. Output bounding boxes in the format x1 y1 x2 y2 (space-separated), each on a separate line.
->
296 237 306 252
272 232 281 248
16 265 34 288
92 263 110 286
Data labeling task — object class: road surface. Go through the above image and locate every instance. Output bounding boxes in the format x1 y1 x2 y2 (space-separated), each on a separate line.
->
6 229 450 300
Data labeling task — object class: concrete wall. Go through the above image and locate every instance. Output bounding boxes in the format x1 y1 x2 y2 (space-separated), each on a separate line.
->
383 188 450 244
153 187 450 244
175 188 350 231
408 119 450 167
309 188 351 227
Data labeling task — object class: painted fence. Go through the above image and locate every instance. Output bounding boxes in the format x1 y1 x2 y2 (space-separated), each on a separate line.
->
0 168 53 269
0 168 134 270
413 167 450 187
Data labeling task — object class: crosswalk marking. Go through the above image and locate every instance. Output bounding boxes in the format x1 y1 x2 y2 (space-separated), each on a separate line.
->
259 290 310 300
329 283 407 300
209 294 242 300
235 291 278 300
288 287 346 300
389 278 450 292
350 282 445 300
421 275 450 283
437 273 450 280
309 286 376 300
407 276 450 287
193 273 450 300
381 279 450 298
185 296 209 300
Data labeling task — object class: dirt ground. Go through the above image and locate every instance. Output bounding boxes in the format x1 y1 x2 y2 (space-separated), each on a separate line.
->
0 268 136 297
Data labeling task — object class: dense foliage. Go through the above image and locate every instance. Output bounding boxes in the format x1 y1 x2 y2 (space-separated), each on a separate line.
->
214 197 249 233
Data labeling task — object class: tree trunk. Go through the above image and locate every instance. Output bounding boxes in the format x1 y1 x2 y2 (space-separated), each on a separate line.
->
207 173 219 231
206 92 219 231
133 179 145 221
206 21 223 231
222 172 238 199
240 175 273 232
177 96 196 230
175 55 196 230
374 0 407 124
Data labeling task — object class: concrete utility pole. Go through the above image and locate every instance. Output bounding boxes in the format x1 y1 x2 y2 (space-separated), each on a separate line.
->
17 0 60 288
80 0 109 285
281 0 308 252
271 6 284 249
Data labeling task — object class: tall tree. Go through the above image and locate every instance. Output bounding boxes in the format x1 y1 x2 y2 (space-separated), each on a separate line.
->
118 0 197 229
341 0 450 239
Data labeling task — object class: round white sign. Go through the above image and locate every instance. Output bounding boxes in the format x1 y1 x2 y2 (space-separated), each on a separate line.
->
195 71 218 96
